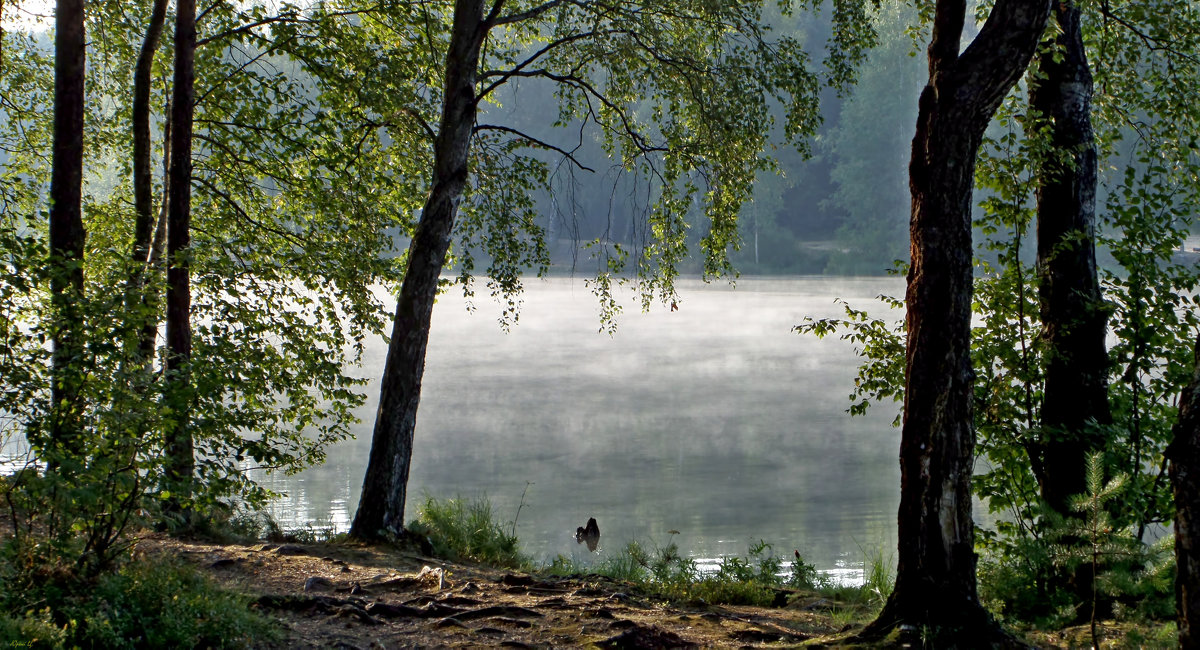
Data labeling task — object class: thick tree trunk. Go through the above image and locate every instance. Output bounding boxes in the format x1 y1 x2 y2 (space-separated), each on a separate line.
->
48 0 87 454
164 0 195 500
857 0 1051 643
1030 0 1109 518
350 0 486 540
1170 335 1200 649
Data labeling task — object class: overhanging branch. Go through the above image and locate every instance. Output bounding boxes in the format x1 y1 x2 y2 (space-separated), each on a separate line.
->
473 123 595 172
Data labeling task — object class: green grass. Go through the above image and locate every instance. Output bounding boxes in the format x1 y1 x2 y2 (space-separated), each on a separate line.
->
407 494 528 568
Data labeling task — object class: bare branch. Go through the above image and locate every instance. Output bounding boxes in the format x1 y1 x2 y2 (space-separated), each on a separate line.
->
192 175 307 248
196 12 303 47
477 29 616 101
489 0 574 27
473 123 595 171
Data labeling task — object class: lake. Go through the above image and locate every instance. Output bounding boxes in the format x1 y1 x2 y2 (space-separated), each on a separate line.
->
255 275 907 584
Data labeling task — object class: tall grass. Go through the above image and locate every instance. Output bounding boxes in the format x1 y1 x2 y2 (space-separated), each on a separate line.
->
407 494 527 568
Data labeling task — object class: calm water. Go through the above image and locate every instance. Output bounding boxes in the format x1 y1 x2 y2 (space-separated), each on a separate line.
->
255 276 907 582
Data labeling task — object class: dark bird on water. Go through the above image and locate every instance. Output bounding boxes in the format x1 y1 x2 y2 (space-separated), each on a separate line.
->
575 517 600 551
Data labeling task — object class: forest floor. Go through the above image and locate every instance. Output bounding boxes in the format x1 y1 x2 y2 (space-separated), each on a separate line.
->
141 532 1164 649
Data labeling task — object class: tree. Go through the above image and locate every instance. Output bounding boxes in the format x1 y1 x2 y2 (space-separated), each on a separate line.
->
163 0 196 507
125 0 170 363
350 0 488 539
1029 0 1109 524
1169 334 1200 649
855 0 1050 641
46 0 87 457
347 0 871 540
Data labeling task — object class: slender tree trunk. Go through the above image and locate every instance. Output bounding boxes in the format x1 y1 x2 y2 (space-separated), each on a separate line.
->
350 0 487 540
857 0 1050 643
1169 334 1200 649
164 0 195 502
131 0 169 274
48 0 87 455
125 0 170 354
1030 0 1110 518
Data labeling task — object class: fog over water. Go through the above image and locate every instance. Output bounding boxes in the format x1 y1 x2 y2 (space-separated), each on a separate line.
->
258 276 907 583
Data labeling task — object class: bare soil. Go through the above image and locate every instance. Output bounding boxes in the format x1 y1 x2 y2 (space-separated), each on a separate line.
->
139 533 1168 648
139 532 855 648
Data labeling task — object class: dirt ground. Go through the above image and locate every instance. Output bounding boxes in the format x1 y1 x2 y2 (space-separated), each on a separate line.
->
140 532 858 649
140 533 1168 649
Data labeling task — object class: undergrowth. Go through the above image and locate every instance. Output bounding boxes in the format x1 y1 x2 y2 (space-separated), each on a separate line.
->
0 551 277 649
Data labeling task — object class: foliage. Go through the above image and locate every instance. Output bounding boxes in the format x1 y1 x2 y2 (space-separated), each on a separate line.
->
408 495 527 569
794 289 905 426
0 0 407 571
0 552 276 649
798 0 1200 628
979 456 1175 630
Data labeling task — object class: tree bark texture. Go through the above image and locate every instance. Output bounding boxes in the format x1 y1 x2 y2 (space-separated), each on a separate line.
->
1030 0 1110 517
350 0 486 540
165 0 195 496
127 0 170 362
859 0 1051 641
48 0 87 453
1169 335 1200 649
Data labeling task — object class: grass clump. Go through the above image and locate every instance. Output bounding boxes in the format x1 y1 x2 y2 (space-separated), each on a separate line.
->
408 494 527 568
0 552 277 649
550 538 819 607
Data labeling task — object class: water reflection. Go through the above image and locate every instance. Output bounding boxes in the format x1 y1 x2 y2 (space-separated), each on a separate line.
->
255 276 906 580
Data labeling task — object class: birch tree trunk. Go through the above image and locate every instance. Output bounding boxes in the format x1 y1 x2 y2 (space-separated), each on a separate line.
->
350 0 486 540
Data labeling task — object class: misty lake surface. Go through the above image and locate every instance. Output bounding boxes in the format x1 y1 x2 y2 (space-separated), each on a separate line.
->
257 275 907 583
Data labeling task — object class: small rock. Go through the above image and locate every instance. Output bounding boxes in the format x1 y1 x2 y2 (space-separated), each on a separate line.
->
275 544 308 556
457 581 482 594
435 617 467 629
255 544 277 552
304 576 335 592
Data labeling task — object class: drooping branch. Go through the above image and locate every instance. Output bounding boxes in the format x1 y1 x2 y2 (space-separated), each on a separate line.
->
473 123 594 171
479 67 666 156
196 12 302 47
476 29 613 101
